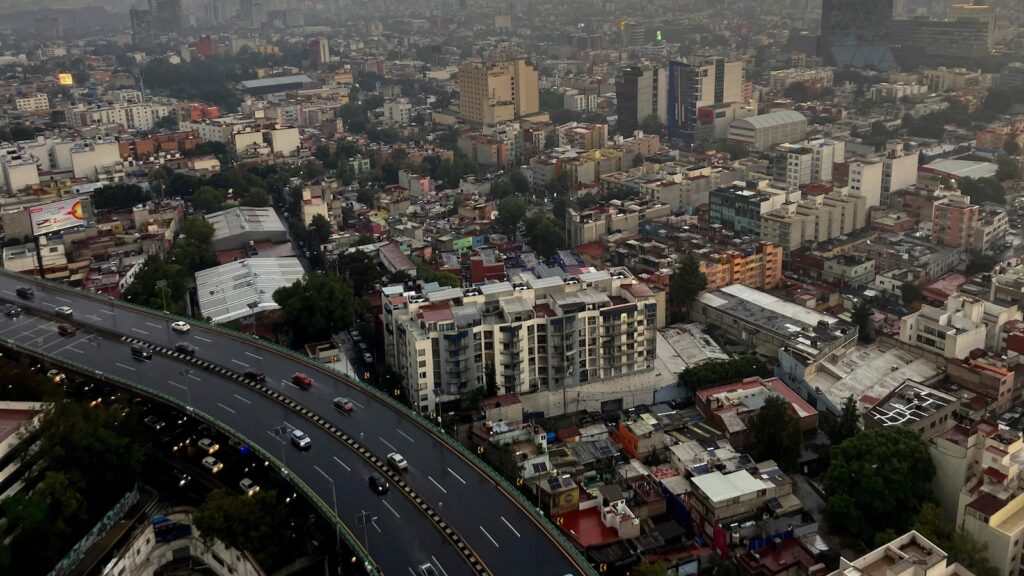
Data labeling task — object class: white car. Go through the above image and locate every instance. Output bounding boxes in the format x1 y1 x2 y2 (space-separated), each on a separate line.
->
171 321 191 333
202 456 223 473
290 429 311 450
387 452 408 472
197 438 219 454
240 478 260 496
55 306 73 318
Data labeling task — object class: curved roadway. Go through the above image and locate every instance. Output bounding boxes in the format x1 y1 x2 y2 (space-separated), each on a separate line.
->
0 271 590 576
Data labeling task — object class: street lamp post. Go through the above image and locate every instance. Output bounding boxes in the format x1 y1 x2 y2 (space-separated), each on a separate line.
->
247 301 259 336
156 279 168 312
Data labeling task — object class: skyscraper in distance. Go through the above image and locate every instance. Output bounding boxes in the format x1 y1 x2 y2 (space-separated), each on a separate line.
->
667 57 743 144
615 64 667 133
818 0 897 70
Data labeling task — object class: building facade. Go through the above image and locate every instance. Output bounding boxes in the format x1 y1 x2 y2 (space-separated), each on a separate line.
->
667 57 743 144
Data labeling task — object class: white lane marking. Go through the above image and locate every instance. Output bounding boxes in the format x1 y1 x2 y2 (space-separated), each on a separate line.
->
85 314 101 321
313 464 332 482
194 335 212 342
131 328 149 335
233 394 252 405
382 500 400 518
332 456 351 471
65 347 84 354
428 475 447 494
371 519 382 534
169 381 187 392
145 322 161 328
114 362 136 371
217 403 236 414
408 568 416 576
501 516 521 538
56 297 71 303
231 359 249 367
350 398 365 409
431 556 449 576
479 526 500 548
99 309 114 315
186 373 202 381
0 290 12 295
447 467 466 484
51 339 85 355
397 429 414 443
245 351 262 359
379 436 397 451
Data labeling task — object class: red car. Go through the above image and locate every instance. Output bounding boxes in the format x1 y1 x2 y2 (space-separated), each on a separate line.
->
58 324 77 337
291 373 313 389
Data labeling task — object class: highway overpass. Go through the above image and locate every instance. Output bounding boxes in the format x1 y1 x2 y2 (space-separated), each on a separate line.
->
0 270 593 576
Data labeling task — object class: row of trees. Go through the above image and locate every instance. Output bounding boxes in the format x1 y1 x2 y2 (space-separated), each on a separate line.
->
677 356 771 391
121 218 217 314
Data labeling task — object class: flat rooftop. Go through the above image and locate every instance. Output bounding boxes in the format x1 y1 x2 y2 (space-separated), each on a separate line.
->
195 257 305 324
808 345 943 410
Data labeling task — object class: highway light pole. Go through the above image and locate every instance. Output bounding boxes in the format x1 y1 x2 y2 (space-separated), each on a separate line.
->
356 511 376 556
315 465 341 560
156 279 168 312
247 301 259 335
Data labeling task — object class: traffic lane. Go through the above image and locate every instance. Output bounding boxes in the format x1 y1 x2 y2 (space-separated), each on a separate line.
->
0 276 584 574
0 320 473 576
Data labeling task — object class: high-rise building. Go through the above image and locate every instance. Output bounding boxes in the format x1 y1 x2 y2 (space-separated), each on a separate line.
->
951 3 995 52
458 59 539 126
130 8 153 46
818 0 897 70
308 37 329 68
615 65 667 133
932 193 979 249
667 57 743 144
149 0 184 36
889 18 990 69
620 20 646 47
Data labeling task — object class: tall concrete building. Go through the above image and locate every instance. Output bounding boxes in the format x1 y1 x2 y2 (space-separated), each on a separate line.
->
308 37 329 68
818 0 897 69
129 8 153 46
951 3 996 52
890 18 990 69
615 65 667 133
150 0 184 36
667 57 743 144
620 20 647 47
458 59 539 126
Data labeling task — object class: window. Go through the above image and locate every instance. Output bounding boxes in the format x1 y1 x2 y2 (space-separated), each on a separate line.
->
418 360 427 368
418 349 425 356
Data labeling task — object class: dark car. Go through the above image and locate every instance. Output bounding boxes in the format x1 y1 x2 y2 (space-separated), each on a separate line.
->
58 324 77 337
175 342 196 356
15 286 33 299
368 473 389 495
243 370 265 383
131 344 152 360
5 306 21 318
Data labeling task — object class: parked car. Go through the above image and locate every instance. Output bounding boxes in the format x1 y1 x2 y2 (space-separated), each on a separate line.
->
5 306 21 318
239 478 260 496
58 324 76 336
333 397 354 413
202 456 223 473
197 438 219 454
290 429 311 450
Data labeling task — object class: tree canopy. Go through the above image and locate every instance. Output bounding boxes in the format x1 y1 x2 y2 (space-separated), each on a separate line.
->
678 356 771 391
494 196 527 237
92 183 152 211
957 176 1005 205
914 502 999 576
851 299 877 344
822 395 861 445
823 428 935 544
669 254 707 322
747 395 803 471
191 186 226 214
193 489 290 570
272 273 356 341
524 212 565 259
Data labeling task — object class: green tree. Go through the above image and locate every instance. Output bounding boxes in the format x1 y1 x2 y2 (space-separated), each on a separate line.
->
784 82 810 102
193 490 288 569
823 428 935 544
669 254 707 322
524 212 565 259
966 251 999 275
510 169 530 194
1005 139 1022 157
273 273 356 341
678 356 771 391
639 114 665 135
240 187 269 207
191 185 225 213
996 155 1022 182
822 395 861 445
92 183 152 211
852 299 877 343
494 196 528 237
489 179 515 201
957 177 1004 205
333 250 383 296
171 217 218 273
900 282 922 307
121 255 191 314
748 395 803 471
632 561 669 576
308 213 333 247
915 502 999 576
153 114 179 131
357 188 377 207
417 265 461 287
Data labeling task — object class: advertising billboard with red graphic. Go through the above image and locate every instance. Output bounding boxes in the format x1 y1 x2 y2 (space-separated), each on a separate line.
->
30 199 87 236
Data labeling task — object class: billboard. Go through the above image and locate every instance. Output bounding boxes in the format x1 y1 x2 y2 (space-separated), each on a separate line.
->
30 199 87 236
57 73 73 86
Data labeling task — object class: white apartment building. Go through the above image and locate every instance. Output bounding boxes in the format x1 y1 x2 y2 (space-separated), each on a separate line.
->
15 93 49 112
772 139 846 189
848 160 884 208
882 141 919 205
69 138 121 180
382 268 660 415
759 187 868 252
1 154 40 193
65 100 175 132
383 98 412 125
179 115 258 144
898 294 1017 359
